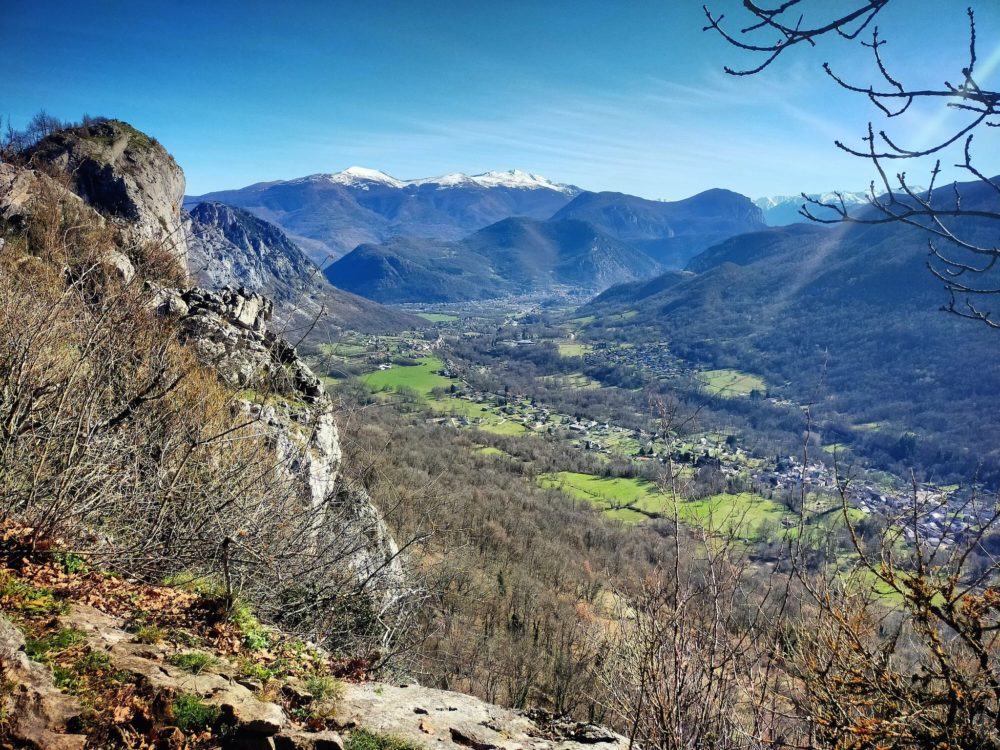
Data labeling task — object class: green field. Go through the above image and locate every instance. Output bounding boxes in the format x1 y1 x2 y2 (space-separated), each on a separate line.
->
416 312 460 323
361 357 531 434
557 342 592 357
680 493 788 539
535 471 856 543
362 356 451 396
542 372 600 389
476 420 528 436
698 369 768 398
537 472 668 524
430 396 528 435
475 446 509 457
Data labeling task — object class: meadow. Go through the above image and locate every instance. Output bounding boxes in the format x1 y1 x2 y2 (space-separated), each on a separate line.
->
697 368 768 397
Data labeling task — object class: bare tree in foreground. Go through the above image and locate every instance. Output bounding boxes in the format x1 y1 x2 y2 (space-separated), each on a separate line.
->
704 1 1000 327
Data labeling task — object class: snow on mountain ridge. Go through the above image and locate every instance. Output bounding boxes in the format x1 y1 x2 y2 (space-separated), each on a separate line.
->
288 168 577 194
754 191 871 210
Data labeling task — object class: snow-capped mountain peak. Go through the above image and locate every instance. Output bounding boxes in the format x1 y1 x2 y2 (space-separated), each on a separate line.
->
327 166 406 189
293 167 578 194
754 190 873 225
466 169 575 193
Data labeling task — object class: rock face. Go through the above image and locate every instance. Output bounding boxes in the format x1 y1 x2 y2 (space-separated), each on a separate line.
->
0 163 51 227
151 284 403 600
28 119 188 269
0 612 86 750
0 162 137 283
154 285 322 400
186 201 315 303
185 200 422 336
336 682 629 750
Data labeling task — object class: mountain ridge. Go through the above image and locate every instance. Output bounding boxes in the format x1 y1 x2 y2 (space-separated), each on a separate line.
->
325 215 662 303
553 188 766 267
189 168 582 261
581 176 1000 484
185 200 421 335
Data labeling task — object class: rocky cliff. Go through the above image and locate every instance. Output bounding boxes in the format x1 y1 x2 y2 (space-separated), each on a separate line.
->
185 201 421 336
186 201 315 303
2 121 404 629
150 284 403 598
27 119 189 269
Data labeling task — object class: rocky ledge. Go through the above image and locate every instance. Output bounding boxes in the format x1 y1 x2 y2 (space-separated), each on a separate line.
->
0 604 626 750
335 683 627 750
152 284 324 403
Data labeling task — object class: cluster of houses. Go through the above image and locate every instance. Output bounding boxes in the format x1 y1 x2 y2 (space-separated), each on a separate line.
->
414 340 990 546
753 453 987 546
584 342 685 378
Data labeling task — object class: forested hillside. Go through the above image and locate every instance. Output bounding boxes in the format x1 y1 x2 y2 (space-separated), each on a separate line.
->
582 180 1000 484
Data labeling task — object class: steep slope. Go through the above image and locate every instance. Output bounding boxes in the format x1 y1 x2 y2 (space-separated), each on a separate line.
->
191 167 580 263
186 201 421 336
551 188 765 267
581 180 1000 483
1 122 409 681
324 217 662 303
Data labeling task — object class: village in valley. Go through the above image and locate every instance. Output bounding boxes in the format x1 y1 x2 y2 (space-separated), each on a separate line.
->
312 311 988 557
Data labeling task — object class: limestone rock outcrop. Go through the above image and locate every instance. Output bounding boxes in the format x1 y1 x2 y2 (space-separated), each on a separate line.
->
335 682 629 750
28 119 188 269
185 201 315 304
0 612 86 750
151 284 321 400
151 283 403 601
62 605 289 741
0 162 137 283
184 200 423 336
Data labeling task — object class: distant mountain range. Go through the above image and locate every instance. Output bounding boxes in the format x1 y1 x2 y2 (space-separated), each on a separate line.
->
189 168 581 263
185 201 420 335
192 169 765 304
754 191 871 225
325 216 662 303
555 188 764 266
582 177 1000 484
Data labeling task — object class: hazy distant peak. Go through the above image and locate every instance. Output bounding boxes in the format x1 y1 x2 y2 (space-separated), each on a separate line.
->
754 190 875 225
754 191 871 210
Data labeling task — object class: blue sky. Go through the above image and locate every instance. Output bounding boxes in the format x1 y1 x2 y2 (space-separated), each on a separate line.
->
4 1 999 198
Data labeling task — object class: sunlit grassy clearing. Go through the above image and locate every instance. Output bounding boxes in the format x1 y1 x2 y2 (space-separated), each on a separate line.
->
557 342 592 357
475 420 528 436
536 472 853 543
416 312 460 323
362 356 451 396
698 368 767 397
537 472 665 525
475 446 508 457
430 396 528 434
